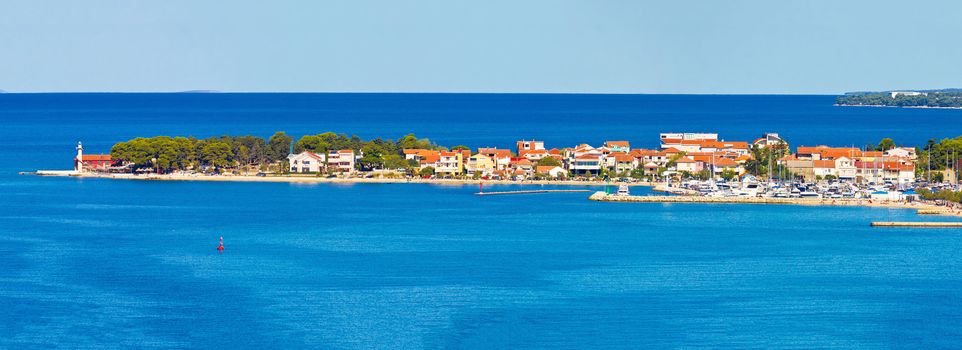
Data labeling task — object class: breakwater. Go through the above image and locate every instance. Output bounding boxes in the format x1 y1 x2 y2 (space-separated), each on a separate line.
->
871 222 962 228
476 189 592 196
587 192 962 217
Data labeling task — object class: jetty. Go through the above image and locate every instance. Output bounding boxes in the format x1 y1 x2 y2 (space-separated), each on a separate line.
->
589 191 835 205
587 192 962 217
871 222 962 228
475 189 592 196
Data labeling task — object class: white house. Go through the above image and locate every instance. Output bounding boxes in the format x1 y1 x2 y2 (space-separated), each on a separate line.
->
288 151 325 173
535 165 566 178
884 147 917 160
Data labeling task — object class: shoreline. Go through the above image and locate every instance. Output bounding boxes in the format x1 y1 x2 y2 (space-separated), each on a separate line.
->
36 172 660 187
30 172 962 217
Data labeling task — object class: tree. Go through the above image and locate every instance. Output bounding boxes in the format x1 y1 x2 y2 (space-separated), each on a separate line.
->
382 154 407 170
267 132 293 161
720 169 737 181
418 166 435 177
359 143 386 170
451 145 471 151
200 141 233 169
875 138 897 151
294 135 327 153
537 156 562 167
696 168 712 180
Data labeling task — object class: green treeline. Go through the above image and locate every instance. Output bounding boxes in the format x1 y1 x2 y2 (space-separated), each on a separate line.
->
836 91 962 108
916 188 962 203
916 136 962 172
110 132 461 173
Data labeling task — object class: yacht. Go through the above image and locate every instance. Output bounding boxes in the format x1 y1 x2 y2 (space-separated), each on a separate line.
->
616 184 630 196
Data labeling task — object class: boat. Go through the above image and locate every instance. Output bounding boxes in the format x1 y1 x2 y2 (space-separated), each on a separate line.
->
616 184 630 196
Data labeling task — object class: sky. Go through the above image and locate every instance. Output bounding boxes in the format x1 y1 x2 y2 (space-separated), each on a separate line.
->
1 0 960 94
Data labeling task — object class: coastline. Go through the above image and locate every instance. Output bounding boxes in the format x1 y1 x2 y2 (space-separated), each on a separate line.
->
32 172 962 218
42 172 659 187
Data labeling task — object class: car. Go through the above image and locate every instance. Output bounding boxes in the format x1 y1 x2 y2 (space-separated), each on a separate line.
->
255 172 267 177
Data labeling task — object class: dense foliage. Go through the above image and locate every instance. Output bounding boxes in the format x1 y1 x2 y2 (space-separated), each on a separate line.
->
916 188 962 203
836 91 962 108
916 136 962 176
110 132 447 173
743 143 792 180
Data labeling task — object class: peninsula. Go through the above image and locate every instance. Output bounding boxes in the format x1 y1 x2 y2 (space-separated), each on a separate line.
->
836 89 962 108
31 131 962 216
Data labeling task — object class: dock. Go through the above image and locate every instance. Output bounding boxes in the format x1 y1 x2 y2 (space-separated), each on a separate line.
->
589 191 830 205
475 189 592 196
870 222 962 228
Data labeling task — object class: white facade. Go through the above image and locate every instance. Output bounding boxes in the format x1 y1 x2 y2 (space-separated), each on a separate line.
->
660 133 718 141
327 150 356 172
288 151 325 173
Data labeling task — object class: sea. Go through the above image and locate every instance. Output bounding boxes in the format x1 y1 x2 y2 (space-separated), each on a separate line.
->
1 93 961 349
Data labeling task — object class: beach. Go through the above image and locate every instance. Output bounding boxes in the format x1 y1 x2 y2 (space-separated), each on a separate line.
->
49 172 660 187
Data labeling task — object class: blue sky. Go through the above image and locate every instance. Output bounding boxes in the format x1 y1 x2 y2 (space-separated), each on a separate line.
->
1 0 960 94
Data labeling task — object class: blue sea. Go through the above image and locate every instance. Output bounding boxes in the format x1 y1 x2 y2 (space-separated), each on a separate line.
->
2 93 961 349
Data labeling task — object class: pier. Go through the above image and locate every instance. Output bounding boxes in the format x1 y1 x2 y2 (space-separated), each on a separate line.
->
475 189 592 196
871 222 962 228
587 192 962 217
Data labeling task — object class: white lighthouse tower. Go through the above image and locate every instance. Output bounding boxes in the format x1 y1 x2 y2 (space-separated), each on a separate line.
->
75 142 84 173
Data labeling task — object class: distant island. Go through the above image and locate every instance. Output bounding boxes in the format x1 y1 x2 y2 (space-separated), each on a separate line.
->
836 89 962 108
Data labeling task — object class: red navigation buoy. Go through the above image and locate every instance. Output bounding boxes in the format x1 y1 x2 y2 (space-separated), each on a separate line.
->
217 236 224 252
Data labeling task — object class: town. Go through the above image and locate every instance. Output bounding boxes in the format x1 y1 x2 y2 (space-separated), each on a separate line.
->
58 131 962 203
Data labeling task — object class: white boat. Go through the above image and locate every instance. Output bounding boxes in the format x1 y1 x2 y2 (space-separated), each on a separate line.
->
799 191 821 198
616 185 630 196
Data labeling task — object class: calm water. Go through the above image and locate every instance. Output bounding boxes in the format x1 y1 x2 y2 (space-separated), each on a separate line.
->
2 94 962 348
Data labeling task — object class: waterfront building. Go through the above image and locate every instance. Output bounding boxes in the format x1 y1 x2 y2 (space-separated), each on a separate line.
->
326 149 356 172
711 157 741 175
466 154 496 175
607 152 636 174
509 157 535 176
477 148 513 170
516 140 545 156
674 157 702 174
660 132 718 142
73 142 115 172
570 155 602 175
604 141 630 153
436 151 464 175
535 165 566 178
521 149 549 161
884 147 917 160
752 133 788 149
288 151 325 173
565 144 604 175
643 162 660 176
404 149 441 169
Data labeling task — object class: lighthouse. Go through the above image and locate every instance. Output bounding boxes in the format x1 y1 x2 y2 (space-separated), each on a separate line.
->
75 142 84 173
